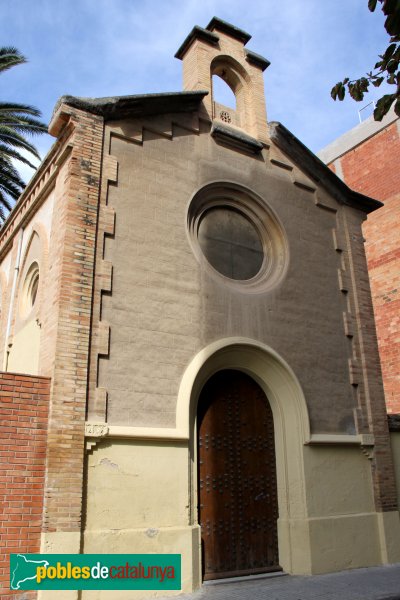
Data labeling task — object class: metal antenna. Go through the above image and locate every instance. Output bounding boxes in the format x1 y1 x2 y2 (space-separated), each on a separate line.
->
358 100 376 123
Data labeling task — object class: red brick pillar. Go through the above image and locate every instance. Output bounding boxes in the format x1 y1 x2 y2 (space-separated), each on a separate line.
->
41 106 104 552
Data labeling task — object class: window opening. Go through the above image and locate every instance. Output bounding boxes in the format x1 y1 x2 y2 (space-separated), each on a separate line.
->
212 74 236 110
198 206 264 280
20 262 40 318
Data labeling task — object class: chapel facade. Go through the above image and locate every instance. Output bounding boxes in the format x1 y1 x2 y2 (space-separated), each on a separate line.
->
1 18 399 600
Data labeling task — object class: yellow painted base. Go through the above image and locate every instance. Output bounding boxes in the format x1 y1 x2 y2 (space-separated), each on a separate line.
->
37 532 81 600
376 511 400 564
76 436 400 600
82 525 201 599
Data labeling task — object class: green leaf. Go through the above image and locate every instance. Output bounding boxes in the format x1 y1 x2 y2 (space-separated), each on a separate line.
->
372 76 384 87
373 93 396 121
338 83 346 101
381 0 398 17
368 0 378 12
385 11 400 38
384 42 397 59
349 82 364 101
331 83 341 100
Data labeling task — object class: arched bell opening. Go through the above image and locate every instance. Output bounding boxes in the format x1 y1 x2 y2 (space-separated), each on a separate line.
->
211 74 237 110
210 56 251 130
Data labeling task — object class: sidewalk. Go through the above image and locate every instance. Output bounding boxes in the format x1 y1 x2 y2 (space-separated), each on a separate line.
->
163 564 400 600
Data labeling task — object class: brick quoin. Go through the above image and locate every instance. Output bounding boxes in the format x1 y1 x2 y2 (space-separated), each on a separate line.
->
42 105 104 537
329 119 400 414
0 372 50 600
0 101 104 598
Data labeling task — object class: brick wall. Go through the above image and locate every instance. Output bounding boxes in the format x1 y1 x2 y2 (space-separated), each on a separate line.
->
42 104 104 538
342 207 398 511
179 22 268 143
0 372 50 600
0 100 105 562
328 119 400 414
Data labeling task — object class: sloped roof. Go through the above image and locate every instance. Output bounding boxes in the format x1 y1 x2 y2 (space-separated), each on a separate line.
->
206 17 252 44
53 91 382 215
53 90 208 121
269 121 382 214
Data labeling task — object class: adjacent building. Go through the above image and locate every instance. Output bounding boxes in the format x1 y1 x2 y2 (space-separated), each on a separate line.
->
318 105 400 550
318 107 400 415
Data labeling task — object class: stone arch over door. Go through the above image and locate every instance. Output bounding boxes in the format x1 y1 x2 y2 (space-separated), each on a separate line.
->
176 337 311 574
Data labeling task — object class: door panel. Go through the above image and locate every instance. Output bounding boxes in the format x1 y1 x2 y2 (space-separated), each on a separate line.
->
198 369 279 580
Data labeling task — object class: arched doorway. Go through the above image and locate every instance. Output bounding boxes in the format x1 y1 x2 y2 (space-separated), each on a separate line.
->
197 369 280 580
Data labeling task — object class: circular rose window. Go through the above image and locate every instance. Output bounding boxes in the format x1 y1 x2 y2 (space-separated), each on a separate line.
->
187 183 288 293
198 206 264 280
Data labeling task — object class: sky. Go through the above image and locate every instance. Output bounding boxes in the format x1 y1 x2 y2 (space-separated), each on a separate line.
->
1 0 392 182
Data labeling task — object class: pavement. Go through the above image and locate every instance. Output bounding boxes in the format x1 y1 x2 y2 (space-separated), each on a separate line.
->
160 564 400 600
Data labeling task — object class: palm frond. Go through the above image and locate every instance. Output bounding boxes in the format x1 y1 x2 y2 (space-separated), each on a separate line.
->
0 102 43 118
0 189 13 220
0 196 10 221
0 113 48 134
0 143 38 169
0 159 26 200
0 126 42 160
0 47 27 74
0 45 46 224
0 155 26 182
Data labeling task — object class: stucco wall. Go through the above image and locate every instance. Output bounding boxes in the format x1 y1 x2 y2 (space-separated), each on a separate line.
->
83 437 388 589
98 117 358 435
84 439 201 597
391 431 400 506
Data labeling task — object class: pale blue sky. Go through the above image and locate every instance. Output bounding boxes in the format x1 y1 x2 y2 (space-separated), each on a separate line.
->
1 0 391 180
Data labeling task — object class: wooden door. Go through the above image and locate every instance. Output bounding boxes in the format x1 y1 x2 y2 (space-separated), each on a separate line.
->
197 369 280 580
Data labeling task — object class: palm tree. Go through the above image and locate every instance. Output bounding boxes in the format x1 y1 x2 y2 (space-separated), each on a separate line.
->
0 47 47 223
